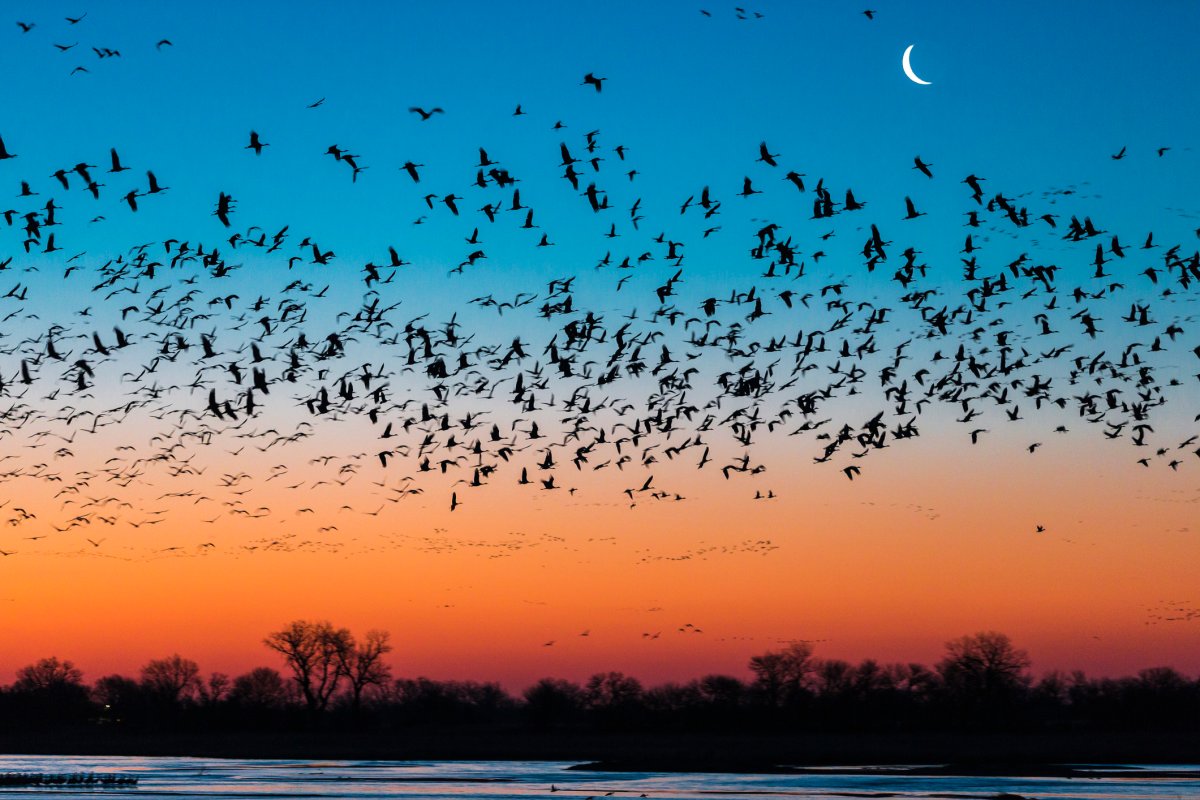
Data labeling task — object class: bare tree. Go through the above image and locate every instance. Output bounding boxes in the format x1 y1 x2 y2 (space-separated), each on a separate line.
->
14 657 83 691
12 656 91 720
523 677 584 725
198 672 231 706
584 671 644 710
338 628 393 712
937 631 1031 703
696 674 745 708
264 620 353 716
748 641 816 707
140 654 202 704
92 674 141 712
231 667 291 709
814 658 855 697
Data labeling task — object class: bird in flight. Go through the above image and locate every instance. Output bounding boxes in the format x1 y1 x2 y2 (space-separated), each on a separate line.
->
757 141 779 167
409 106 444 120
108 148 129 172
903 196 925 219
246 131 269 156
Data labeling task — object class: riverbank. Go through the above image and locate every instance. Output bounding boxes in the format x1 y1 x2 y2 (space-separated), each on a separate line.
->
4 727 1198 768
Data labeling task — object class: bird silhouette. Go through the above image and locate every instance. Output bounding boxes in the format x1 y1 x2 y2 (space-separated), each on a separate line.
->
409 106 444 120
246 131 269 155
903 196 925 219
757 142 779 167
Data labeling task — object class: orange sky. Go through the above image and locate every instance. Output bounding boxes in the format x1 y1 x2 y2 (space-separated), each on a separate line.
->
3 423 1197 689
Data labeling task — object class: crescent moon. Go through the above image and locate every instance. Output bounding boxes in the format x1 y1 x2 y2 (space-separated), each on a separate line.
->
902 45 932 86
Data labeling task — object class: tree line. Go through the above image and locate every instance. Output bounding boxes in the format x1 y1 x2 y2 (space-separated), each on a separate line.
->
2 624 1197 735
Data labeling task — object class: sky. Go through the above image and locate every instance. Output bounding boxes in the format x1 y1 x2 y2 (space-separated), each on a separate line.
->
0 0 1198 689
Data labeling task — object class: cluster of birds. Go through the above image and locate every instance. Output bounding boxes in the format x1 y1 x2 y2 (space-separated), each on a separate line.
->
1145 600 1200 626
700 7 767 21
635 539 779 564
0 10 1197 568
13 12 173 76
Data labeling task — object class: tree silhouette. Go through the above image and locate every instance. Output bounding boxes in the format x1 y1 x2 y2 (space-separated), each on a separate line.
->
696 674 746 709
4 627 1198 745
937 631 1031 723
92 674 143 723
14 657 83 691
584 671 644 710
9 656 91 724
339 629 393 713
523 677 584 726
264 620 353 716
198 672 231 707
584 671 644 727
230 667 291 710
139 654 202 705
748 641 816 708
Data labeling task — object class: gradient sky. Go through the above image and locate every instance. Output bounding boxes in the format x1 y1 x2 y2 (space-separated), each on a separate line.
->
0 0 1198 689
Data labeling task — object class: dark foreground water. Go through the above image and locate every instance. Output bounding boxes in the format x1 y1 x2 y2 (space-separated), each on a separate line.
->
0 757 1196 799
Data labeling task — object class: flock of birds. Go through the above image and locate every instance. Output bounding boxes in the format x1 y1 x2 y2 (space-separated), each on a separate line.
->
1145 599 1200 627
0 8 1197 570
13 10 174 75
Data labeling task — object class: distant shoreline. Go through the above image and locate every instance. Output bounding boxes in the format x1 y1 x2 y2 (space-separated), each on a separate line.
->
4 728 1199 771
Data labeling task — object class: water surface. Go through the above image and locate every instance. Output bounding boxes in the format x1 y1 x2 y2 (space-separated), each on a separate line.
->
0 757 1196 800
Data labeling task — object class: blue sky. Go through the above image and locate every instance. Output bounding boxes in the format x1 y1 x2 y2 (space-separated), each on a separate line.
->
4 1 1196 279
2 0 1197 406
